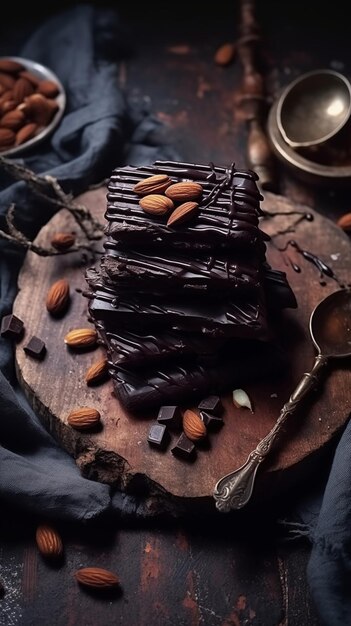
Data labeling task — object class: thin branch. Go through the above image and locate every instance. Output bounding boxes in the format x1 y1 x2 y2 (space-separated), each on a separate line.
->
0 204 98 257
0 156 104 239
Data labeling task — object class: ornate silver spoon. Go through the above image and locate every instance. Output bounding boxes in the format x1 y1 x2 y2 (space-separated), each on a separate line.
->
213 288 351 513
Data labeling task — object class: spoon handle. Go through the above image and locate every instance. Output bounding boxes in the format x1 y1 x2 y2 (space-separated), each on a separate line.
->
213 353 329 512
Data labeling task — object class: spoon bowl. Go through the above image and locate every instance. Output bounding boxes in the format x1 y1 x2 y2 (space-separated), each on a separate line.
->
277 70 351 150
310 287 351 358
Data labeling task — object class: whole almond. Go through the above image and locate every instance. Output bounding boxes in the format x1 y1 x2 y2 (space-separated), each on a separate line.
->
139 194 174 215
0 90 13 104
183 409 207 441
337 212 351 232
0 127 15 148
0 72 16 89
214 42 237 66
167 201 199 227
15 122 38 146
165 182 203 202
0 109 25 130
0 98 16 115
37 79 60 98
85 358 109 386
51 232 76 250
64 328 98 348
67 407 101 430
13 77 35 104
75 567 120 589
36 524 63 559
19 70 40 86
46 278 70 316
133 174 172 195
21 93 58 125
0 59 24 73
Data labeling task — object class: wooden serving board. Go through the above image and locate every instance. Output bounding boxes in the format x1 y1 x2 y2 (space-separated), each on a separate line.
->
13 187 351 512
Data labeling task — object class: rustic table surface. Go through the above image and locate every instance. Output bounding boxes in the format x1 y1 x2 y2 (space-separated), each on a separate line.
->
1 1 351 624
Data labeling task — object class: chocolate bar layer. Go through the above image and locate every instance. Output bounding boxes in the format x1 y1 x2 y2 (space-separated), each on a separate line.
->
86 274 269 340
105 160 267 254
106 340 286 413
100 242 261 296
89 314 227 368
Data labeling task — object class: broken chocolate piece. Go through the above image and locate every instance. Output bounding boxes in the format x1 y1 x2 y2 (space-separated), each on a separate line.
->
147 423 169 450
200 411 224 431
0 314 24 340
198 395 223 416
157 405 182 430
23 336 46 360
171 433 196 460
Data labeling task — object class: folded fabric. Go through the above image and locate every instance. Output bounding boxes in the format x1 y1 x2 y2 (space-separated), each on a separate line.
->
304 421 351 626
0 3 179 522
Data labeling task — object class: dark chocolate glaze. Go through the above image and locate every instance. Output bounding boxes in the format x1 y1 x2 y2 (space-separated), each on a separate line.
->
100 242 261 295
105 160 266 254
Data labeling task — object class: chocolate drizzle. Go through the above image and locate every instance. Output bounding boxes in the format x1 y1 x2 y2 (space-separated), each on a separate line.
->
280 240 346 288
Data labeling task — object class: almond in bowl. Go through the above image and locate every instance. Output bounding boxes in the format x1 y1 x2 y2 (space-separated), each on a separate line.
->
0 56 65 156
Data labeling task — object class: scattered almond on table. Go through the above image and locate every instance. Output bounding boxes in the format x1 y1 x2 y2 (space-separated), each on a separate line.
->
214 42 237 66
336 212 351 232
46 278 70 316
35 524 63 560
50 232 76 251
67 407 101 430
64 327 98 349
183 409 207 441
74 567 120 589
85 357 109 386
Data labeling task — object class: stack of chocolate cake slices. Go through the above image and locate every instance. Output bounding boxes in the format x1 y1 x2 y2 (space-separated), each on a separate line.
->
85 159 296 412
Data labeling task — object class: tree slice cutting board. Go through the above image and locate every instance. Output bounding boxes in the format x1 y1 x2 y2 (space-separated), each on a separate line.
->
13 187 351 512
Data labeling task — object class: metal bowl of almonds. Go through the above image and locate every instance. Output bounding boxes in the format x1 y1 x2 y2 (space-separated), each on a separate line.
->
0 56 66 157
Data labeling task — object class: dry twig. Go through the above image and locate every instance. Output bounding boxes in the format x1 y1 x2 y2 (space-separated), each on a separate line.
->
0 156 105 256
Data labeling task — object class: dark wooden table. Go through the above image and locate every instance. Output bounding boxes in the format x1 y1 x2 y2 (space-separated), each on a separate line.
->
1 1 351 624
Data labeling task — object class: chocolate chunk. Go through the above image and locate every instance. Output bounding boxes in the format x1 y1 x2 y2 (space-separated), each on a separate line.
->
157 405 182 430
198 395 223 416
171 433 196 460
147 423 169 450
0 314 24 340
200 411 224 431
23 336 46 360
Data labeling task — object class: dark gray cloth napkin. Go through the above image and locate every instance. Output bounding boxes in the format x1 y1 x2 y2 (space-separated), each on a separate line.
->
0 4 179 522
0 5 350 625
